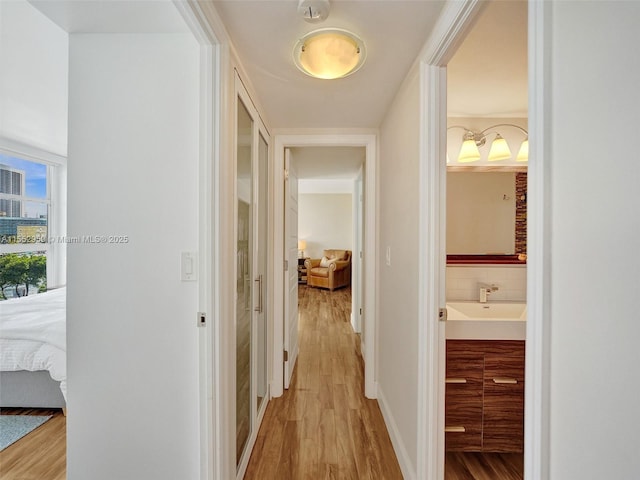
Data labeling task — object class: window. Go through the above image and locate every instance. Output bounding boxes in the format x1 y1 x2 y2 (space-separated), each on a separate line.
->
0 153 61 299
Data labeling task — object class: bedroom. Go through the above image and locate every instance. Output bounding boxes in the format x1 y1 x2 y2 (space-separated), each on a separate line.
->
0 0 69 465
1 1 202 478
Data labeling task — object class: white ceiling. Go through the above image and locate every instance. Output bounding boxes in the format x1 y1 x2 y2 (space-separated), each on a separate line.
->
29 0 190 33
213 0 446 129
27 0 527 181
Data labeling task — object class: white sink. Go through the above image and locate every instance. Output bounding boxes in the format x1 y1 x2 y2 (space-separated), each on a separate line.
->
445 301 526 340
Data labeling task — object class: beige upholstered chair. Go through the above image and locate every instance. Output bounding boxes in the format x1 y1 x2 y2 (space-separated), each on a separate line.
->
304 249 352 291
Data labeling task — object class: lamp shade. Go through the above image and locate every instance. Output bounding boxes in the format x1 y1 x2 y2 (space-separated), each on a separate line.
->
294 29 366 79
458 139 481 163
298 239 307 250
516 139 529 162
487 134 512 161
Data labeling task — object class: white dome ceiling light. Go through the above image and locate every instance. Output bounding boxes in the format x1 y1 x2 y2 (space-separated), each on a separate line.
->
293 28 366 80
297 0 330 23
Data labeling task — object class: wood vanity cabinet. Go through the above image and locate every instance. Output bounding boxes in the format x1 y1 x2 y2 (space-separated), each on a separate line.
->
445 340 525 453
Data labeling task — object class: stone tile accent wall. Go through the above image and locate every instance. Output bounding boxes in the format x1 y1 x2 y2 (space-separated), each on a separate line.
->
515 172 527 254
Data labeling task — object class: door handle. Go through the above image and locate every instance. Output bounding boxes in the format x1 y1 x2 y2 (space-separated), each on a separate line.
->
445 378 467 384
254 275 263 313
492 377 518 384
444 426 466 433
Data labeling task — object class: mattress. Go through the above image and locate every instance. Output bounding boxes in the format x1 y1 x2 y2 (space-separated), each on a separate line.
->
0 287 66 400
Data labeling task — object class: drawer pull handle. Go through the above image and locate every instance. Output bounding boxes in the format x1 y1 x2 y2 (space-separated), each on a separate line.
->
445 378 467 384
492 377 518 384
444 426 466 433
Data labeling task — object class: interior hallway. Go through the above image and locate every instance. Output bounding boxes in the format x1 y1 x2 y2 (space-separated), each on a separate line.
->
244 285 403 479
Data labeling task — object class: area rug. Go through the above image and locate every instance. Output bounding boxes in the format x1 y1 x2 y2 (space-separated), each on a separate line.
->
0 415 52 451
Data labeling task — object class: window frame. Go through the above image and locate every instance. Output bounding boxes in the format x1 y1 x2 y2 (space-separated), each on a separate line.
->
0 138 67 289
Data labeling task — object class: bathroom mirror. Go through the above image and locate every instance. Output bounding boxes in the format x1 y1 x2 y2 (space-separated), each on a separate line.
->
446 166 527 264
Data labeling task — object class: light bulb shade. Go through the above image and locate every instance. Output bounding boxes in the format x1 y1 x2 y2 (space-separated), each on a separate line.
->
487 134 512 161
458 139 481 163
294 29 366 79
298 239 307 250
516 139 529 162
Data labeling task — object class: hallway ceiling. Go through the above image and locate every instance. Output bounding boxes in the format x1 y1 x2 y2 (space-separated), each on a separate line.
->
212 0 446 129
213 0 528 129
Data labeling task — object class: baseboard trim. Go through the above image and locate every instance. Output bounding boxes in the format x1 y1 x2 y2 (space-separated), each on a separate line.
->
377 385 416 480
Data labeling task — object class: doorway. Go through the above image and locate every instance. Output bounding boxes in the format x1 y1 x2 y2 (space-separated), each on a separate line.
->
272 134 377 400
418 0 547 479
443 2 528 477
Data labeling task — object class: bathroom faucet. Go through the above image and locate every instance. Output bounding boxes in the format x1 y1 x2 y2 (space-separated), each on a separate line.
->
479 283 499 303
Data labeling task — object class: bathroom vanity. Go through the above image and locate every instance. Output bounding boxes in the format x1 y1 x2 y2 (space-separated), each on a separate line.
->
445 339 525 453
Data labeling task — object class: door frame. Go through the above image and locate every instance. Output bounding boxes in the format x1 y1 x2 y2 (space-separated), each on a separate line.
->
272 133 378 399
417 0 550 479
173 2 223 479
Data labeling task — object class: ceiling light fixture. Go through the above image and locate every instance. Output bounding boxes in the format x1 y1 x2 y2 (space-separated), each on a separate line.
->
297 0 330 23
448 124 529 163
293 28 366 80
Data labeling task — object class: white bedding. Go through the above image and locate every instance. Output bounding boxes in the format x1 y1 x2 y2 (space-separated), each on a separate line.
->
0 287 66 400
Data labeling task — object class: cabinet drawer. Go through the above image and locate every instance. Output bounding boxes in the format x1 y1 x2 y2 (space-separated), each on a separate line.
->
446 354 484 382
483 390 524 452
445 396 483 451
483 353 524 452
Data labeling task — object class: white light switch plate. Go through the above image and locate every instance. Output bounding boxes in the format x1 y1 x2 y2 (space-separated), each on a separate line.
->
181 251 197 281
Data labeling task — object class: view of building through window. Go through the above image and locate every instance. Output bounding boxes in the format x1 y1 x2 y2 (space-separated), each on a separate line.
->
0 154 49 299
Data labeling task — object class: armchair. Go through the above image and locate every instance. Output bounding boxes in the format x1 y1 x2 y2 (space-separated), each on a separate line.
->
304 249 352 291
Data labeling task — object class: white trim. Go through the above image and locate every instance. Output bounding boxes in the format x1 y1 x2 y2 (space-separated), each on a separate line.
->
418 0 485 67
272 133 377 399
173 2 221 480
417 62 448 480
0 136 67 167
0 143 67 289
377 385 415 479
524 1 551 478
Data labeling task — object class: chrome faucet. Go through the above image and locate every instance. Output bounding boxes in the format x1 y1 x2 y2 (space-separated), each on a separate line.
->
479 283 499 303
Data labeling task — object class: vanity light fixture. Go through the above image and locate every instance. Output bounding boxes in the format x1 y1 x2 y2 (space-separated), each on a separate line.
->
293 28 366 80
448 124 529 163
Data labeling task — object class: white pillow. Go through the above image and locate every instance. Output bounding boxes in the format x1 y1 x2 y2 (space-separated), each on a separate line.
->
319 256 337 268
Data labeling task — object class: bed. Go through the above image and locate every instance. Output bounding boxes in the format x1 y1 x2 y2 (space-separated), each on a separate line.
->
0 287 66 408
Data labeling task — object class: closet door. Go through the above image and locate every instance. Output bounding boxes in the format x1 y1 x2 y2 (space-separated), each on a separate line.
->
235 74 270 472
235 95 253 466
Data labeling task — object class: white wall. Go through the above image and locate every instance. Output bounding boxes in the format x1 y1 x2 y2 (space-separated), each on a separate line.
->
547 2 640 478
0 0 68 156
377 66 421 477
67 33 200 480
298 193 353 259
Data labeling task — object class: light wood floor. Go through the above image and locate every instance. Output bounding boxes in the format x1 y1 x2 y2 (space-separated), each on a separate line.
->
0 407 66 480
244 285 404 479
445 452 523 479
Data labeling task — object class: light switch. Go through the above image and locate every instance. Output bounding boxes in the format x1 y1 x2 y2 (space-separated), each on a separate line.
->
386 246 391 266
181 252 197 281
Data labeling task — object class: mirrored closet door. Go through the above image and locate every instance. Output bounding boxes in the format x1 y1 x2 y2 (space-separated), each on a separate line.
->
235 74 270 471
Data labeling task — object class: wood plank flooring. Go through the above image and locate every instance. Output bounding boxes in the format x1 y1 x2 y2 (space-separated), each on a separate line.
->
0 407 66 480
445 452 523 479
244 285 404 479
